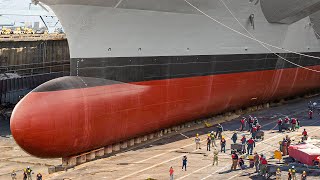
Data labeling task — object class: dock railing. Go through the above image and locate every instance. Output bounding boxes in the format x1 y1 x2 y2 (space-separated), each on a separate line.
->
0 34 66 41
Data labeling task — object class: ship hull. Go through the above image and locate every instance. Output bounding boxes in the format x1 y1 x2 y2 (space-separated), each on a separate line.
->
11 64 320 158
10 0 320 158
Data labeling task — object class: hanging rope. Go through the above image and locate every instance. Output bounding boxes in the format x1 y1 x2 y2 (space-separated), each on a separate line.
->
184 0 320 73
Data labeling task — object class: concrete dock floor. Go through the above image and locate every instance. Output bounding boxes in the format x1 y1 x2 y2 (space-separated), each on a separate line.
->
1 95 320 180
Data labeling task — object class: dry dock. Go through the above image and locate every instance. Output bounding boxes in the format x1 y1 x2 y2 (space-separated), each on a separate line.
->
1 95 320 180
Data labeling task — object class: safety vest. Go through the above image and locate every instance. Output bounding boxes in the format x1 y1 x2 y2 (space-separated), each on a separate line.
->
261 158 267 164
247 139 254 145
303 131 307 136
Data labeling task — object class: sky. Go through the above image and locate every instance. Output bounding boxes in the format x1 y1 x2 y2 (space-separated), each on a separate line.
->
0 0 61 30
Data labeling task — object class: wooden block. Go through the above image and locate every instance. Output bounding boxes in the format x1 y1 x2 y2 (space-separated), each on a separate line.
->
77 154 86 164
148 133 154 140
86 152 95 161
112 143 120 152
143 135 148 142
95 148 104 157
105 145 113 154
121 142 128 149
128 139 135 147
135 137 141 144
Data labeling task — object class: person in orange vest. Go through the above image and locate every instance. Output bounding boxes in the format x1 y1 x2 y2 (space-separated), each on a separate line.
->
169 167 174 180
277 118 283 132
291 118 297 131
231 152 238 171
302 129 308 142
308 109 313 119
240 117 245 131
220 137 226 153
247 137 255 155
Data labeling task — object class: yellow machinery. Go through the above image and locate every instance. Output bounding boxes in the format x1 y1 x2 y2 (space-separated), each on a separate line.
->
0 27 12 35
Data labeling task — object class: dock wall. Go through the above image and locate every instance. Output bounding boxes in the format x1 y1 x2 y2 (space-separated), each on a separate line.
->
0 34 70 107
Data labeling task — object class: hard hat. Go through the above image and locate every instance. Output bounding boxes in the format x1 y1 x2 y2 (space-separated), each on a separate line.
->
208 134 210 136
303 171 306 174
211 131 214 134
288 169 291 172
196 133 199 136
27 166 30 168
222 136 224 139
292 166 295 169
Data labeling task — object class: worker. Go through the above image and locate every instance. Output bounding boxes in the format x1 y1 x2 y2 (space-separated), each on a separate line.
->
247 137 255 155
207 134 211 151
210 131 217 147
302 129 308 142
276 168 281 180
169 167 174 180
278 118 283 132
182 155 187 171
259 154 268 176
291 166 296 180
231 132 237 144
251 125 258 139
288 169 292 180
291 118 297 131
285 135 291 154
240 135 246 154
238 157 245 170
248 115 254 132
23 171 27 180
11 170 16 180
26 166 32 180
220 136 226 153
240 117 245 131
253 152 260 173
253 117 259 126
296 119 300 130
231 152 238 170
282 138 288 156
213 148 219 166
301 171 307 180
36 173 42 180
216 124 223 139
195 134 201 150
284 116 290 124
308 109 313 119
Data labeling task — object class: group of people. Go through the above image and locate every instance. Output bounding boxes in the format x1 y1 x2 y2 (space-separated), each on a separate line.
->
275 166 307 180
11 166 42 180
240 116 262 139
277 116 300 132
